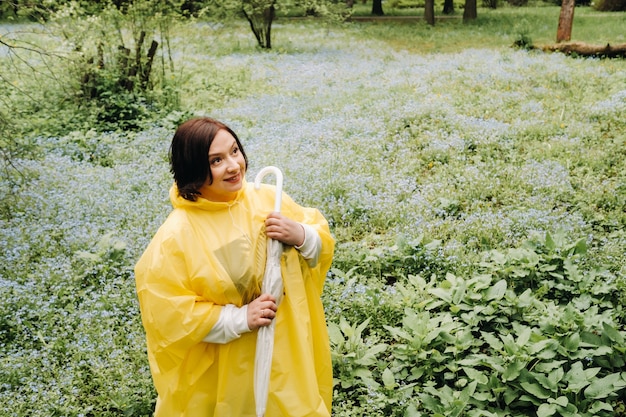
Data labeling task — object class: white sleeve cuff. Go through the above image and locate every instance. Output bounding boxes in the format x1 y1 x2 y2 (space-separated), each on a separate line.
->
203 304 251 344
295 223 322 267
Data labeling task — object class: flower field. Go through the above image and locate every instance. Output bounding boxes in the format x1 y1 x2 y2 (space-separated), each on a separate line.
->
1 15 625 417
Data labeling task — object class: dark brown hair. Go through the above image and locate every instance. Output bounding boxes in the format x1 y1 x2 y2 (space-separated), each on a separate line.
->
169 117 248 201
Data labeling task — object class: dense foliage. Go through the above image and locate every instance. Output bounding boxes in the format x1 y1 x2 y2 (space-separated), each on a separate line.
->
327 232 626 416
1 7 625 417
0 2 184 139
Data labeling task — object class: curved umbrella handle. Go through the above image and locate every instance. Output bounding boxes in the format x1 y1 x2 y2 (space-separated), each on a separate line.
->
254 166 283 213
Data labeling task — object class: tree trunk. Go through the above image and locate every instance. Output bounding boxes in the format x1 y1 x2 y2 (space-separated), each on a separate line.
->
264 5 274 49
484 0 497 9
556 0 575 43
463 0 477 21
425 0 435 25
242 0 276 49
371 0 384 15
141 40 159 89
442 0 454 14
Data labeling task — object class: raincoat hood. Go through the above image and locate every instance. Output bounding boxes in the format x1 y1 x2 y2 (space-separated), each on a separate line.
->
169 179 248 211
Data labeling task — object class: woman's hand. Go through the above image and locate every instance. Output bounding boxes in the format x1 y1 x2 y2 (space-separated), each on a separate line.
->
265 212 305 247
247 293 277 330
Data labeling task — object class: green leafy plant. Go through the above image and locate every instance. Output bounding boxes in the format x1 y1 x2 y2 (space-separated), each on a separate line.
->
329 316 412 416
333 234 448 285
480 230 619 308
326 232 626 416
376 233 626 416
46 1 182 132
329 316 388 391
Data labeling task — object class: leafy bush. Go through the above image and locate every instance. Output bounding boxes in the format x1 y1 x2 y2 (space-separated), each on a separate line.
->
0 0 193 21
48 2 182 132
332 235 450 286
328 232 626 416
0 1 184 136
0 0 60 21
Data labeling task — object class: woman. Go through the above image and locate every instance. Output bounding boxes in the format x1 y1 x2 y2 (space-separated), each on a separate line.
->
135 117 335 417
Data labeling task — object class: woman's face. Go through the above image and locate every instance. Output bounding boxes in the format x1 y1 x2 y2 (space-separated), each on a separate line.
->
200 129 246 202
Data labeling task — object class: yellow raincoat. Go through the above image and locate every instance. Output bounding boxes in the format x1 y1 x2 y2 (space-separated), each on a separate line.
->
135 180 335 417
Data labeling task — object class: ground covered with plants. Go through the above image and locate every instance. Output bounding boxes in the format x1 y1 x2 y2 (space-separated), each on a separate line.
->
1 7 625 417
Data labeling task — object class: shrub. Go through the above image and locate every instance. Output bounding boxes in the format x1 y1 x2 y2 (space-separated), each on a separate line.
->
39 1 183 133
328 232 626 416
332 234 450 286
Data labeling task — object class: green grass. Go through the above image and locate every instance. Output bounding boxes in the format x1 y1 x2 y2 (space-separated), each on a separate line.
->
279 5 626 52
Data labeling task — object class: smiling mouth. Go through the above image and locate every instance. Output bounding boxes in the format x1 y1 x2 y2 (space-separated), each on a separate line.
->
225 174 240 183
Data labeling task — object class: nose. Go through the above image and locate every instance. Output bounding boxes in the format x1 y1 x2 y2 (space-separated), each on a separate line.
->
225 156 239 172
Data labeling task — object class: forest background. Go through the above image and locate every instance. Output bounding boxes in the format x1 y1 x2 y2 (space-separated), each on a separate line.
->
0 0 625 416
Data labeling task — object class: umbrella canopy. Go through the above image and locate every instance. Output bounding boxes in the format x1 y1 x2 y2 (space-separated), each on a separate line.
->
253 166 284 417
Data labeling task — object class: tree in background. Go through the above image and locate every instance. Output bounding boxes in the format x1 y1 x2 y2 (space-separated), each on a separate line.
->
442 0 454 14
556 0 575 42
371 0 384 15
241 0 276 48
425 0 435 25
463 0 477 21
210 0 350 48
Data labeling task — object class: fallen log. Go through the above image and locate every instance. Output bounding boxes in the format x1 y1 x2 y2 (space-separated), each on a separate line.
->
539 41 626 58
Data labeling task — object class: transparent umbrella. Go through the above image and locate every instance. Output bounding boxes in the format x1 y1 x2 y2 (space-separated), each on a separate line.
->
253 166 284 417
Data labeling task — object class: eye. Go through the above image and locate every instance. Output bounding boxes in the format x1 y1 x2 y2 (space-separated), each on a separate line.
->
210 157 222 166
232 146 240 155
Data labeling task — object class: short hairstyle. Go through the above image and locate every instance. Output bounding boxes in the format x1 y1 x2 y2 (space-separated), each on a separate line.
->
169 117 249 201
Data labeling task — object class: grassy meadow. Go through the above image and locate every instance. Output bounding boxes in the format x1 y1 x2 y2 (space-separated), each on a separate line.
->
1 5 625 416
